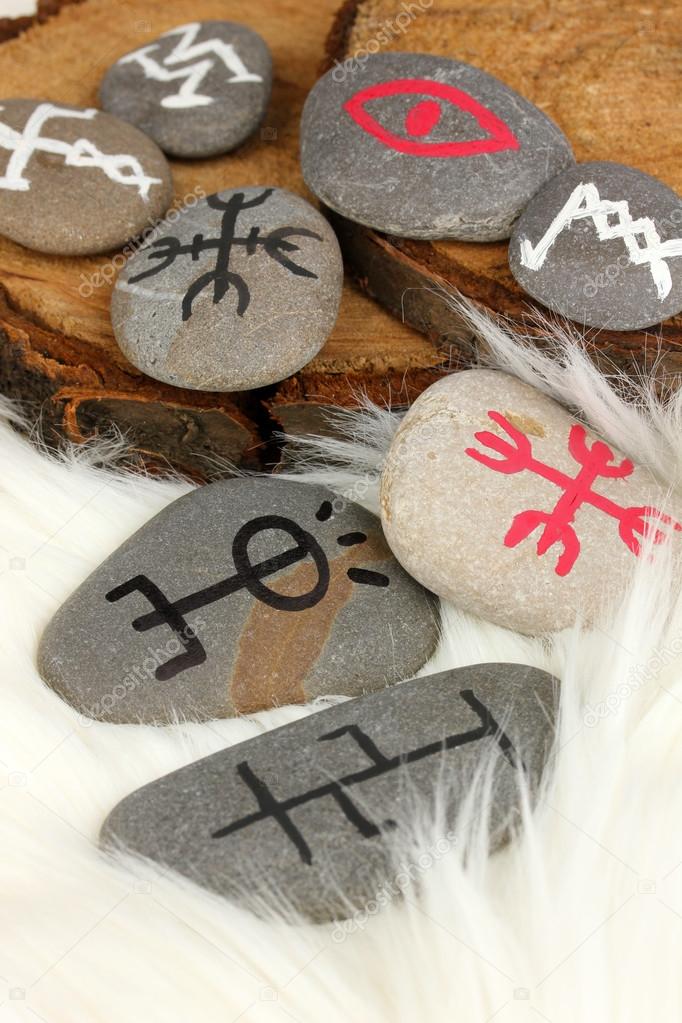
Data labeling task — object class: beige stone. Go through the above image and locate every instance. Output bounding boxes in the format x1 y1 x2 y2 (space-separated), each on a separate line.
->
380 370 682 634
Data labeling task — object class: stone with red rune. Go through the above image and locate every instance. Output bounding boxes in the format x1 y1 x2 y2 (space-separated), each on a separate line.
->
300 52 574 241
380 369 682 634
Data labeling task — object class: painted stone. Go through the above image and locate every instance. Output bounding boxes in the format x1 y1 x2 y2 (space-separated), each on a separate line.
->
300 52 573 241
99 21 272 159
509 161 682 330
380 370 682 635
38 478 439 724
111 187 343 392
100 663 558 921
0 99 172 255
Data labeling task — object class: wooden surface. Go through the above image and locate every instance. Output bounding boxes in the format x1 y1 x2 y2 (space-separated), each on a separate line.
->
325 0 682 388
0 0 442 476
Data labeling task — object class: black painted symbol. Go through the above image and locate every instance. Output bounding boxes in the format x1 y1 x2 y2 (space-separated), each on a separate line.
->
127 189 323 321
105 503 390 681
210 689 524 864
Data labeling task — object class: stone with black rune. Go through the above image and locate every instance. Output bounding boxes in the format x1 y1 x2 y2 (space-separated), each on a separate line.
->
99 21 272 159
100 663 558 921
380 369 682 634
38 478 439 724
300 52 573 241
508 161 682 330
111 187 343 392
0 99 172 255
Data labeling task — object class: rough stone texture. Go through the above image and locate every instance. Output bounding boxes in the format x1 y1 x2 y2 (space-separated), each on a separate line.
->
301 51 573 241
380 369 682 635
509 161 682 331
0 98 172 255
112 187 344 392
38 478 439 724
99 21 272 159
100 663 558 921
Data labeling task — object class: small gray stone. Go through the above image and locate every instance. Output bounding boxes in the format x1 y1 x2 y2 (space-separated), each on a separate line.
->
380 369 682 634
99 21 272 158
0 98 172 255
300 52 574 241
509 161 682 330
111 187 343 391
38 478 439 724
100 663 558 921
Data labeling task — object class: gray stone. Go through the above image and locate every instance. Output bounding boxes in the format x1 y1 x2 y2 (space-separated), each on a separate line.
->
100 663 558 921
0 98 172 255
380 369 682 635
509 160 682 330
99 21 272 158
38 478 439 724
300 52 573 241
111 187 343 391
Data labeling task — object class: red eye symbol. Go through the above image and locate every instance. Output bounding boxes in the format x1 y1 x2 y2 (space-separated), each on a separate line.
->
343 78 520 158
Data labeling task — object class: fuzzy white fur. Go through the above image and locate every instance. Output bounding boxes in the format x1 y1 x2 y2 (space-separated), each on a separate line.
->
2 297 682 1022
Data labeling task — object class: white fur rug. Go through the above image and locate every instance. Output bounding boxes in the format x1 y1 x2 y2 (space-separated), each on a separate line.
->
3 300 682 1022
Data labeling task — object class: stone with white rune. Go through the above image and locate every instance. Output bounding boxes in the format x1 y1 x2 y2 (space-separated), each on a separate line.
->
0 98 172 255
300 52 574 241
508 161 682 330
100 663 558 921
38 478 439 724
99 21 272 159
111 187 343 392
380 369 682 634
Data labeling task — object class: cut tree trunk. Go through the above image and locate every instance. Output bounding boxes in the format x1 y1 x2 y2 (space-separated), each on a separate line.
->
0 0 443 477
323 0 682 388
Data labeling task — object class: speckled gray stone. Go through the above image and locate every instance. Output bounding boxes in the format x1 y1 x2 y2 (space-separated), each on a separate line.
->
38 478 439 724
111 187 343 391
100 663 558 921
509 161 682 330
0 98 172 255
300 52 574 241
380 369 682 635
99 21 272 158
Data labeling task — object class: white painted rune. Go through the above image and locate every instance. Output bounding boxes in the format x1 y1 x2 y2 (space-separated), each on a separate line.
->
519 181 682 301
119 22 264 109
0 103 162 199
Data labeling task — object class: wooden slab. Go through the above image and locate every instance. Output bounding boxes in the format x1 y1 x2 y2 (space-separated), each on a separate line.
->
324 0 682 388
0 0 441 476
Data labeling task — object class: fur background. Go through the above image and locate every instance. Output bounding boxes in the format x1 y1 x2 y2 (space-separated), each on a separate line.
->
3 299 682 1022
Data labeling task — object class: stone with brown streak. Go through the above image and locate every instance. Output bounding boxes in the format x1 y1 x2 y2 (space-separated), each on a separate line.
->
38 477 439 723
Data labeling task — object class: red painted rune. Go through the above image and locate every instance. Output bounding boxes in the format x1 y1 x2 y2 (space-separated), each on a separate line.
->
465 410 682 577
343 79 520 158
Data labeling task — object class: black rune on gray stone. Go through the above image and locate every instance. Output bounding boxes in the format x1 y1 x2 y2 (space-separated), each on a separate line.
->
38 478 439 725
509 160 682 331
111 187 343 392
100 663 559 922
99 21 272 158
300 51 574 241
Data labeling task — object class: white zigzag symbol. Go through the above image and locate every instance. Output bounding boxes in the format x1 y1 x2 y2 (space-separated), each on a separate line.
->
519 181 682 301
121 21 263 109
0 103 161 198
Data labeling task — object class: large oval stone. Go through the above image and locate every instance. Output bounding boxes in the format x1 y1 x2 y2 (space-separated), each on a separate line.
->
0 98 172 255
38 478 438 724
111 187 343 391
380 370 682 634
509 161 682 330
99 21 272 159
100 663 558 921
300 52 573 241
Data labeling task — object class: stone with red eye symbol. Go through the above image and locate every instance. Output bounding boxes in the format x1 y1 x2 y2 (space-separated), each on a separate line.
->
342 78 520 158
